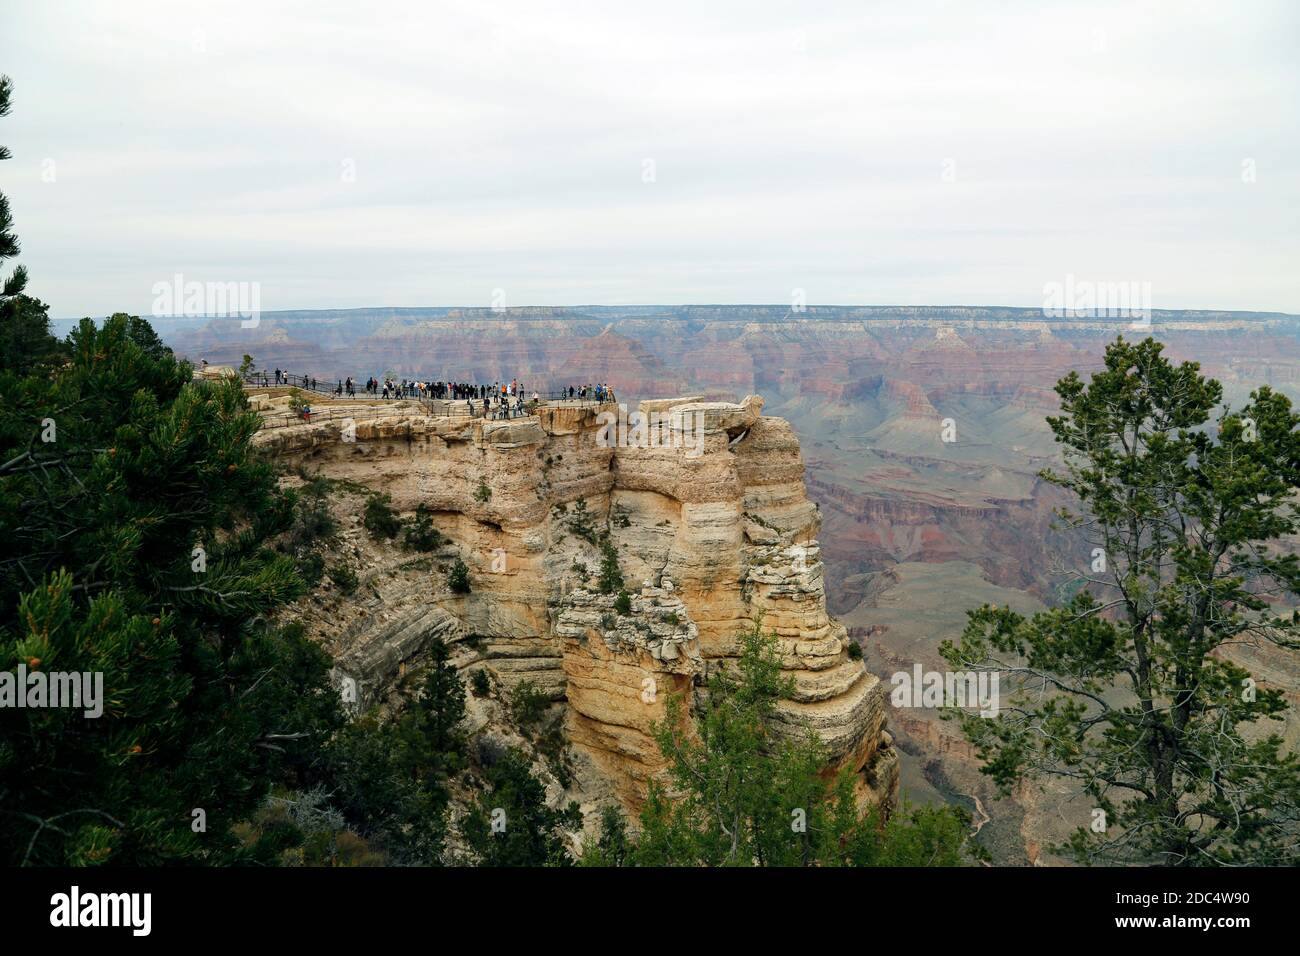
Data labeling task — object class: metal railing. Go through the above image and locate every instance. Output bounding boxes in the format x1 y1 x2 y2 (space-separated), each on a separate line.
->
244 371 610 407
257 405 424 430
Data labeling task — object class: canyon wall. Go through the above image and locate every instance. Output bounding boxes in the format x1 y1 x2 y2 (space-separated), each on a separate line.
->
190 305 1299 861
253 392 899 813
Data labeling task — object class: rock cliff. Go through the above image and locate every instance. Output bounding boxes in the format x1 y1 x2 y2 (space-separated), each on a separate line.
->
253 391 899 814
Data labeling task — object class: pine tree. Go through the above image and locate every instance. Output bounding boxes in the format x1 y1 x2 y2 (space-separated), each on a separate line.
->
0 75 60 374
413 637 466 764
305 639 467 864
462 748 582 866
597 538 623 594
0 75 26 302
942 336 1300 865
606 619 972 866
0 313 342 865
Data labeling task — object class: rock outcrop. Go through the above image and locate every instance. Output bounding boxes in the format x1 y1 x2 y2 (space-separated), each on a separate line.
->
255 391 899 813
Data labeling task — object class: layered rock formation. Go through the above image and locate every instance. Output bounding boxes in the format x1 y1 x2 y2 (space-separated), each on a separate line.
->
181 305 1300 861
253 390 898 813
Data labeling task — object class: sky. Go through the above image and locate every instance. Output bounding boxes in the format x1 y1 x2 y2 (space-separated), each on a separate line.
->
2 0 1298 318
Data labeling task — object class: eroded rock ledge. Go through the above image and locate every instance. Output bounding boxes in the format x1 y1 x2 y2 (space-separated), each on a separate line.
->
255 393 899 812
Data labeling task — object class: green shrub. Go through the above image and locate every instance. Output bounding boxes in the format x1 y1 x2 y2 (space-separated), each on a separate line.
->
474 478 492 503
614 590 632 615
510 680 549 730
298 551 325 587
328 563 359 594
847 641 863 661
567 499 598 543
447 558 471 594
598 539 623 594
363 493 402 540
538 712 572 789
470 669 492 698
290 491 338 550
403 503 443 552
461 748 580 866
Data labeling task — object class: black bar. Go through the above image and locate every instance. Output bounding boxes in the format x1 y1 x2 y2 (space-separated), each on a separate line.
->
1 865 1277 942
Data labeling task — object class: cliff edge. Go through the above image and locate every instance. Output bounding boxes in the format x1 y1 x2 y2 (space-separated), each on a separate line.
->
253 392 899 816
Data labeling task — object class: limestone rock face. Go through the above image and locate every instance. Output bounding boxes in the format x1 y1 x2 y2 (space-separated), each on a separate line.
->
256 393 899 812
555 586 701 807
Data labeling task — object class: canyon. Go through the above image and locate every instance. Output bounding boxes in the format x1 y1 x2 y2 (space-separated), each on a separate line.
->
248 385 898 831
171 304 1300 862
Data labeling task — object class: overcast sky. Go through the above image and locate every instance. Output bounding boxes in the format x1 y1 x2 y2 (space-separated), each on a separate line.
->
2 0 1297 317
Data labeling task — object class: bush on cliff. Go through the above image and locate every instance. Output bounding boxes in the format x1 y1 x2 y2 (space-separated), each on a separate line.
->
327 562 359 594
289 484 338 549
582 620 974 867
447 558 471 594
597 539 623 594
288 637 467 864
509 679 549 730
363 492 402 540
402 502 443 552
566 498 598 542
461 747 581 866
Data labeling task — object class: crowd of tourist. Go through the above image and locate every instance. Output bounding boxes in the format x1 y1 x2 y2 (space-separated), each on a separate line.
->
353 377 536 402
257 368 615 418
